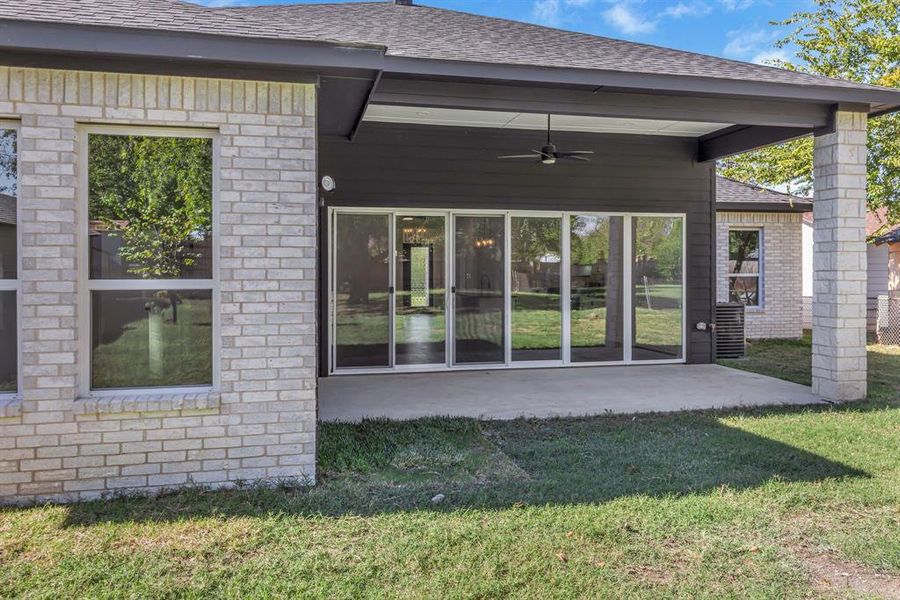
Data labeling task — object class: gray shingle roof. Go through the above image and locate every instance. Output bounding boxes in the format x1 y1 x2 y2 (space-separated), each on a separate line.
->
0 0 893 95
0 193 15 226
0 0 300 42
873 227 900 245
716 176 811 211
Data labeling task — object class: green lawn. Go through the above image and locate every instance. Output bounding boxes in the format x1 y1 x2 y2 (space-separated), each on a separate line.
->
91 298 212 389
338 293 683 352
2 337 899 598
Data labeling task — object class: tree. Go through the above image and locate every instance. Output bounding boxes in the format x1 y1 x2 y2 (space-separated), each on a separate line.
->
720 0 900 223
88 134 212 324
0 128 15 196
88 134 213 279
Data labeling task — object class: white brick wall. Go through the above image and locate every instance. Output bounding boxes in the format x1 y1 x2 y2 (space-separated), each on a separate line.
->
0 67 318 504
811 109 868 401
716 211 804 339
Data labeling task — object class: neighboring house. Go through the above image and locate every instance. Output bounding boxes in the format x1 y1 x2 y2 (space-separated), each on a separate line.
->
0 0 898 504
715 177 812 339
802 208 900 332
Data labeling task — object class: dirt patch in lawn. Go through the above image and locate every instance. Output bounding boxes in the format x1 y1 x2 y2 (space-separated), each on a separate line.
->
796 546 900 599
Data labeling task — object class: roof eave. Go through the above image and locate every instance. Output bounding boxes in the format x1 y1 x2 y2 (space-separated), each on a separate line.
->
2 19 900 113
382 56 900 114
0 18 386 78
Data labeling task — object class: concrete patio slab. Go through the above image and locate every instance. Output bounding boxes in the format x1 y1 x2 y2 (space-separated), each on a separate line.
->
318 364 824 422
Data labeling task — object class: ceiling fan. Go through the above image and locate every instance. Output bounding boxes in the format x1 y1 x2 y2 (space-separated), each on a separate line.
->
498 114 594 165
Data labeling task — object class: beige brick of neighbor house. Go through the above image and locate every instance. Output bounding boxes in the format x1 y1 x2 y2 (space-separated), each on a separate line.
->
716 212 804 339
0 67 318 504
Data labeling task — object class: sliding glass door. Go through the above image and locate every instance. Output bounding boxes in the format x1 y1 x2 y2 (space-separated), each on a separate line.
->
454 215 505 365
632 216 684 360
511 216 562 362
395 215 446 366
569 215 625 362
330 209 684 373
333 213 391 369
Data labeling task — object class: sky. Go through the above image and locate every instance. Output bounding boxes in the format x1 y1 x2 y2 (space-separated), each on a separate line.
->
196 0 815 66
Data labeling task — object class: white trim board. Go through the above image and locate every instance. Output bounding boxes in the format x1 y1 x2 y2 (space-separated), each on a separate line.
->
76 125 220 398
0 119 20 397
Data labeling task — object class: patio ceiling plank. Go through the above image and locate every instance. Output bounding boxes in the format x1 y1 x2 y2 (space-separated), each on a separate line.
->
372 77 833 129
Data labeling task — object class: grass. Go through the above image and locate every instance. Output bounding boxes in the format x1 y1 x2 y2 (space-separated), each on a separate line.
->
337 287 683 352
2 338 898 598
91 299 212 389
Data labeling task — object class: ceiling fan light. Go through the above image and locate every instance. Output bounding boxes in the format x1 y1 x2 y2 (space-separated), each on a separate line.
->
542 156 556 165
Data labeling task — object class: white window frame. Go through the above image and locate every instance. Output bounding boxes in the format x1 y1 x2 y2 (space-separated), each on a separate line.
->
327 207 687 375
0 119 21 398
727 227 764 309
77 125 220 398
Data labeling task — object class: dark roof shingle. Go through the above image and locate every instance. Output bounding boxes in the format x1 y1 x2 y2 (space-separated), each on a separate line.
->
716 176 811 211
0 0 895 96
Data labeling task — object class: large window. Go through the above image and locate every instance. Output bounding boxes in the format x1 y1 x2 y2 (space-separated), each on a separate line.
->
0 123 16 393
728 229 762 307
330 210 685 372
85 130 215 391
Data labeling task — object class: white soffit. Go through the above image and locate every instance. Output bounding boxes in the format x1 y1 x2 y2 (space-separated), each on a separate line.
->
363 104 730 137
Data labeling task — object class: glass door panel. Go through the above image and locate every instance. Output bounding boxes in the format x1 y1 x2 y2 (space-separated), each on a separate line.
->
511 216 561 361
334 213 391 369
632 216 684 360
454 215 505 364
569 215 625 362
395 215 446 366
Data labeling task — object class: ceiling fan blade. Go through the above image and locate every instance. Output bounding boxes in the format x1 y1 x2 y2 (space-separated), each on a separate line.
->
498 153 540 159
531 149 554 159
560 155 591 162
557 150 594 156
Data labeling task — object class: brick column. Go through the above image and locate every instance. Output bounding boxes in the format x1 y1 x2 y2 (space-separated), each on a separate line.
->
811 109 868 401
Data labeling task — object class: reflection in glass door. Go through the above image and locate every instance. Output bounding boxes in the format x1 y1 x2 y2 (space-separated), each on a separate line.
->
569 215 625 362
395 215 446 366
632 216 684 360
333 213 391 368
511 216 561 361
454 215 505 364
331 209 686 372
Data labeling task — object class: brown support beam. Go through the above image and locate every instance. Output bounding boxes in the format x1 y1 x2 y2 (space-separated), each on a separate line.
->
348 71 383 141
697 125 812 162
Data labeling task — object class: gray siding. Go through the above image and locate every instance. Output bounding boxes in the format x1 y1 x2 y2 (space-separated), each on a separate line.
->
318 123 716 371
867 243 889 331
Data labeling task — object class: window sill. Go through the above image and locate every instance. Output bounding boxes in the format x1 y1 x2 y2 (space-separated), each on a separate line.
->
0 395 22 419
73 390 221 415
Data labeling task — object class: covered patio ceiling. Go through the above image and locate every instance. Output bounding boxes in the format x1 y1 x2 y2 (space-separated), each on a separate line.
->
323 75 846 163
362 104 730 137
